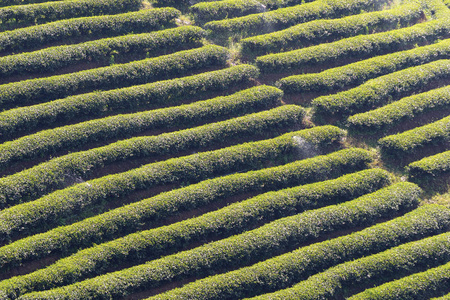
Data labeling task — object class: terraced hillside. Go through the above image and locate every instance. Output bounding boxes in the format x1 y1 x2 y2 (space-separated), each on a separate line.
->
0 0 449 299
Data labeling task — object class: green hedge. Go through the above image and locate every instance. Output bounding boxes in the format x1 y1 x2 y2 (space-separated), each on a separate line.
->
0 44 229 109
349 261 450 299
187 0 314 10
0 26 204 79
0 64 259 140
407 150 450 182
0 148 374 271
11 181 419 300
150 204 449 300
0 8 180 54
251 230 450 299
241 2 422 56
256 18 450 74
0 0 141 31
312 59 450 118
0 169 390 298
431 292 450 300
0 104 306 208
378 115 450 157
348 85 450 134
0 85 279 170
0 0 63 7
277 38 450 94
190 0 265 24
203 0 388 40
0 126 343 241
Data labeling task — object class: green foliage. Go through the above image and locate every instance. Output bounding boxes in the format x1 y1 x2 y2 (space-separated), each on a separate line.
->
0 8 180 54
0 0 142 31
150 204 450 300
13 180 419 300
241 2 422 56
204 0 389 40
378 115 450 156
0 168 390 298
349 261 450 299
191 0 266 24
0 44 229 109
0 126 343 241
312 59 450 118
0 0 63 6
0 85 280 170
0 64 259 140
431 292 450 300
0 148 375 271
252 229 450 299
348 85 450 134
0 26 205 79
278 38 450 94
256 18 450 74
407 150 450 182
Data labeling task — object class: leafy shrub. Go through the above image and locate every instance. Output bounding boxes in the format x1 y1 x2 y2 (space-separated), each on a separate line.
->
256 19 450 74
151 204 450 300
0 44 229 109
0 26 205 79
0 64 259 140
252 230 450 299
349 261 450 299
312 59 450 118
204 0 389 40
0 169 391 297
0 126 343 241
0 8 180 54
11 181 419 299
348 85 450 134
277 38 450 94
0 85 280 170
0 148 374 271
241 2 422 56
378 115 450 157
407 150 450 183
0 0 142 31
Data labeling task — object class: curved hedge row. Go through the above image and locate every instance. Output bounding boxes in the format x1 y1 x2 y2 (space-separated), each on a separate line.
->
432 293 450 300
378 115 450 156
0 64 259 140
0 169 390 298
0 104 306 208
150 204 450 300
203 0 388 40
12 182 419 300
349 261 450 300
312 59 450 117
0 126 343 241
0 0 141 31
0 148 374 271
347 85 450 134
277 38 450 94
0 8 180 54
251 230 450 300
256 18 450 74
0 85 279 171
407 150 450 182
171 0 313 10
0 44 229 109
190 0 265 24
0 0 63 7
0 26 205 79
241 2 422 56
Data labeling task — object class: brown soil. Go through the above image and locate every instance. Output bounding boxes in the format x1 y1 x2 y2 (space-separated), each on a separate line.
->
0 254 60 281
